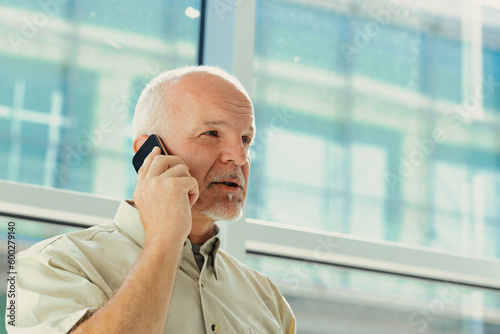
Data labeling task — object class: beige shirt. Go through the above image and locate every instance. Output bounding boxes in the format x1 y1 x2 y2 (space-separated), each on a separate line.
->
7 200 296 334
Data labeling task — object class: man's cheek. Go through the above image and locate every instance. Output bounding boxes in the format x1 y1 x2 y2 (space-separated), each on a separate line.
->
192 170 208 189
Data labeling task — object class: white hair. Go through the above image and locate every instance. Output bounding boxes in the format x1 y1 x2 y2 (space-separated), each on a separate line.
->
132 65 251 140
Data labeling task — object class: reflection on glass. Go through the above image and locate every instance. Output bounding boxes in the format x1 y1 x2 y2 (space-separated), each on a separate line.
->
0 0 201 198
247 255 500 334
249 0 500 260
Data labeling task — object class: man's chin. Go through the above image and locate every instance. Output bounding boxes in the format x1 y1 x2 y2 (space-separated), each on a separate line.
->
200 202 243 221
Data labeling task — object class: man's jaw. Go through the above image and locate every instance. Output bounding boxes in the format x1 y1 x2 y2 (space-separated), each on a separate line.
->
200 200 243 221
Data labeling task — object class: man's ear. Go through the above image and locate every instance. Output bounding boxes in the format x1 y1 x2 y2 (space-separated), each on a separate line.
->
133 135 149 154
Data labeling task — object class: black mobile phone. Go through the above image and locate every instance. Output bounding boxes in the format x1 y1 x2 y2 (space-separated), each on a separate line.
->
132 134 167 173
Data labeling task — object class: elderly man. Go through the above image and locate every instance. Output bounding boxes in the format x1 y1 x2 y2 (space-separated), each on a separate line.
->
7 66 296 333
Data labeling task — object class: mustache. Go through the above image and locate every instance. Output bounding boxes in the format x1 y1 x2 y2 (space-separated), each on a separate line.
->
210 173 246 187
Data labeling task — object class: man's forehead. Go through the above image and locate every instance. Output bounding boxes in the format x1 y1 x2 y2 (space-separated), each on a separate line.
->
168 72 255 129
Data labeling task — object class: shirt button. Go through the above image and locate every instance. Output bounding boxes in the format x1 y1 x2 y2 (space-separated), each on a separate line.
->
200 281 205 288
211 324 220 333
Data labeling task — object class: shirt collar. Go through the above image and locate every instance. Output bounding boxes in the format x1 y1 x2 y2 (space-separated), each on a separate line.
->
180 223 221 279
201 225 221 279
201 224 221 255
113 200 221 277
113 200 145 248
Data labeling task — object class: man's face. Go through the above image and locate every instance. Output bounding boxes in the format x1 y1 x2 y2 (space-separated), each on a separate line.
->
161 73 255 222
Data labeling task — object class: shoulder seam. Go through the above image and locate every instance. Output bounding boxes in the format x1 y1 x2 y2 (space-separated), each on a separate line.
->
33 224 117 254
20 225 120 277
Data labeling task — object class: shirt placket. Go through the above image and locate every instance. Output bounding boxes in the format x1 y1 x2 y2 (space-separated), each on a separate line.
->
199 245 224 333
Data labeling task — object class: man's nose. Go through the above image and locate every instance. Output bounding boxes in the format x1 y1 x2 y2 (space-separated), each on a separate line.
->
220 138 248 166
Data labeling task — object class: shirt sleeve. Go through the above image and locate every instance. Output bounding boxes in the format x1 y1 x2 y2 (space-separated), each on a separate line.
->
266 277 297 334
280 297 296 334
6 250 107 334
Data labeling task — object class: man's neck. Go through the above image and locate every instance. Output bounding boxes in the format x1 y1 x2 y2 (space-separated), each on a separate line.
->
189 211 216 245
188 222 215 245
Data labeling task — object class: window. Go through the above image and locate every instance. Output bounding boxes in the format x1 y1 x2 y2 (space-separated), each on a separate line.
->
0 0 202 197
247 0 500 331
248 0 500 261
247 255 500 334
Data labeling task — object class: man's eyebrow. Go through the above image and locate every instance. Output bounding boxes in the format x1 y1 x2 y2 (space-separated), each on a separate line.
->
199 120 231 128
196 120 255 133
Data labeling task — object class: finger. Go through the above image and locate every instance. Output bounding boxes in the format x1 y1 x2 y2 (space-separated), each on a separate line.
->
147 155 189 178
137 146 161 184
159 163 190 179
185 176 199 207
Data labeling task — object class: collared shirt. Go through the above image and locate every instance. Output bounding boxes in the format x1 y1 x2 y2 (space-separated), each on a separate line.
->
7 200 296 334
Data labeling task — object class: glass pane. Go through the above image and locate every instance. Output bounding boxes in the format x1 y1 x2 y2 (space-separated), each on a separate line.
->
0 216 83 332
431 163 500 258
249 0 500 260
247 255 500 334
0 0 201 198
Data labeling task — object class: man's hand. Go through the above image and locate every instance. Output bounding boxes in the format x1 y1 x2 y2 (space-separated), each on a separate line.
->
71 146 197 334
133 146 199 245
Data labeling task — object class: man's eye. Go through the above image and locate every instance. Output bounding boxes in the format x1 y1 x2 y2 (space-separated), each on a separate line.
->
203 130 219 137
242 136 252 144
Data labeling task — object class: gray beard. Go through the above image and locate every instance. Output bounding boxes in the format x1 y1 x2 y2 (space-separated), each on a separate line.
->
201 193 243 221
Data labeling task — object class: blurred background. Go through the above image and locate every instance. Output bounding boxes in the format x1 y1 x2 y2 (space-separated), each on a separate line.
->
0 0 499 333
